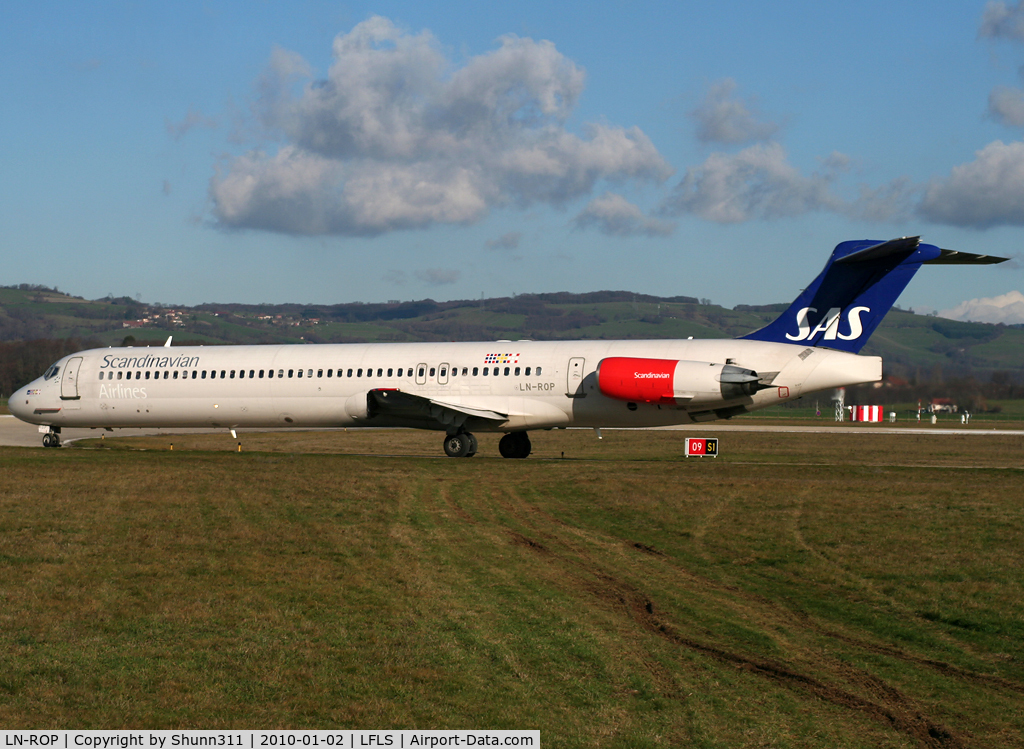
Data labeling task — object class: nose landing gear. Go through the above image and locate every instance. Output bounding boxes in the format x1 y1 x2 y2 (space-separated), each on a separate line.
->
42 429 61 448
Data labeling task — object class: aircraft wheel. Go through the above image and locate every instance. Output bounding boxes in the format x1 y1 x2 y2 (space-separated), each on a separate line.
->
443 433 472 458
42 432 60 448
498 432 531 459
465 433 478 457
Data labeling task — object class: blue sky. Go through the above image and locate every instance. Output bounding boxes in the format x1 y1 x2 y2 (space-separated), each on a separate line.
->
3 1 1024 323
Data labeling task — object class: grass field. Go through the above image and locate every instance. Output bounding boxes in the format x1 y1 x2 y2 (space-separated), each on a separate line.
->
1 429 1022 746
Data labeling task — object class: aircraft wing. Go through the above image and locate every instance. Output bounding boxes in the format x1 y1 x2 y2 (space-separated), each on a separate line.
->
368 388 508 429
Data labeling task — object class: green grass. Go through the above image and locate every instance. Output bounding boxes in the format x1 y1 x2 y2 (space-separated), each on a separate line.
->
1 429 1022 745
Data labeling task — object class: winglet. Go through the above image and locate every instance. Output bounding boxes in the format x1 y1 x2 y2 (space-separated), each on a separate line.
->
164 336 173 348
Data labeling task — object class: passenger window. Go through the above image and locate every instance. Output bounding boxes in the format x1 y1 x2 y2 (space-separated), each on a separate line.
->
418 367 425 378
327 369 333 378
298 369 303 378
440 367 447 378
126 372 132 380
514 367 520 376
429 367 435 377
387 368 393 377
504 367 510 376
230 370 236 379
494 369 499 377
98 373 103 380
192 371 197 379
308 369 313 378
239 371 245 379
260 370 265 378
318 369 323 378
482 367 488 376
536 366 542 375
357 369 363 377
473 367 479 376
377 368 382 377
117 372 123 380
201 371 207 379
347 368 353 377
288 369 294 378
278 370 284 378
164 371 169 379
462 367 468 376
525 367 531 376
250 370 255 378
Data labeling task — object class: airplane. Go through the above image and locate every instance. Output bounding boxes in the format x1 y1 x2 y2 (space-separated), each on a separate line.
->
8 237 1006 457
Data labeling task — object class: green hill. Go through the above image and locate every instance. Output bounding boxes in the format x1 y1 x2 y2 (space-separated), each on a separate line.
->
2 284 1022 385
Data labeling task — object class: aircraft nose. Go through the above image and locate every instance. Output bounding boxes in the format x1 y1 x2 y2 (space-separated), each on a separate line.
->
7 386 32 422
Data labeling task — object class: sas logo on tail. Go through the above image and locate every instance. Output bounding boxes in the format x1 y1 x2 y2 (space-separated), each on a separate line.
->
786 306 870 341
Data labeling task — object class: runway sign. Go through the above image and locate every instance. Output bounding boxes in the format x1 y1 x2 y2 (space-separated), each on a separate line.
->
685 437 719 458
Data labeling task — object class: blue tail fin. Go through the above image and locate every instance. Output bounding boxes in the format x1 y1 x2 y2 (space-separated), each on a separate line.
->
741 237 1005 353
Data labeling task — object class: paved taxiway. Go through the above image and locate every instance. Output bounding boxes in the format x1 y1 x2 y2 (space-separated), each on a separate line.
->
0 415 229 447
3 413 1022 448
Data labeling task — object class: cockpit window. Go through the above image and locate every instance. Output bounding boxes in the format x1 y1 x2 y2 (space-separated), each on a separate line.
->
43 364 60 380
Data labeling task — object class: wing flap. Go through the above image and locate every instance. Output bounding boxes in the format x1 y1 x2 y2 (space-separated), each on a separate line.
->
368 389 508 427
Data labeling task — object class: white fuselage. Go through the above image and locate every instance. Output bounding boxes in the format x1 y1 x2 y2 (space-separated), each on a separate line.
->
9 339 880 433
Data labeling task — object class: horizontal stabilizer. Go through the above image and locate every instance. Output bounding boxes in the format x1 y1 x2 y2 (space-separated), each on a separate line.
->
833 236 921 264
924 249 1009 265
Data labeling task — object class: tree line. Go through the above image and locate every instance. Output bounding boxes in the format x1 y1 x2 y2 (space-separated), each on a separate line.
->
0 339 101 398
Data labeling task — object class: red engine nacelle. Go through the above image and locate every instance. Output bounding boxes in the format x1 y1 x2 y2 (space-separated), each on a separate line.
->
597 357 764 406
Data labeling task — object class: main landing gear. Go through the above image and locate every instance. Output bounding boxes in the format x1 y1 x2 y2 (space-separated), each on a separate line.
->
498 431 531 459
443 432 479 458
440 431 532 458
42 429 61 448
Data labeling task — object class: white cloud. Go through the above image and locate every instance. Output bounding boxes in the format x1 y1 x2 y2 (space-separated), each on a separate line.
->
210 16 672 236
573 192 675 236
939 290 1024 324
166 107 219 140
918 140 1024 227
979 1 1024 41
689 79 779 145
659 143 844 223
849 176 919 223
415 268 461 286
988 85 1024 126
485 231 522 250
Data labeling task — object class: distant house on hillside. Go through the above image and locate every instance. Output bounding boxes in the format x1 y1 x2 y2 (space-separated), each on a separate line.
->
929 398 958 413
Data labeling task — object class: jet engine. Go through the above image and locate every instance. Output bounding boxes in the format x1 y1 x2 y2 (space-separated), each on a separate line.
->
597 357 767 406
